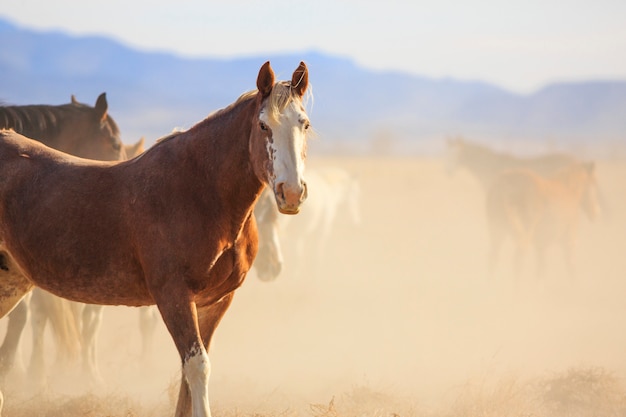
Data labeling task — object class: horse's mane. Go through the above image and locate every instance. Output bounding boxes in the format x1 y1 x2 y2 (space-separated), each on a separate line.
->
212 81 304 123
0 105 65 138
0 101 120 139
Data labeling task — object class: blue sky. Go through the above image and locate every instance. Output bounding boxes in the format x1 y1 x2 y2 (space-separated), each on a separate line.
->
2 0 626 93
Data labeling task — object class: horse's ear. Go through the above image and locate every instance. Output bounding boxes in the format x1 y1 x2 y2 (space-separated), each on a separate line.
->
291 61 309 97
257 62 275 98
71 95 78 104
95 92 108 122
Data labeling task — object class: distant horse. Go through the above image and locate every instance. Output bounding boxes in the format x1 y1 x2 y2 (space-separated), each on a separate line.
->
446 137 579 190
0 60 311 417
486 163 600 279
0 93 126 387
279 166 361 276
0 92 124 161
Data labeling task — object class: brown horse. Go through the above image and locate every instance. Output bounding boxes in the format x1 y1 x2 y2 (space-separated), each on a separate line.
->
0 61 310 417
486 163 600 279
5 134 289 391
0 92 127 388
0 93 125 161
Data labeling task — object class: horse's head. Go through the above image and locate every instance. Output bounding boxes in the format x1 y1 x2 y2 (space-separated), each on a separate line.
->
250 61 311 215
66 93 125 161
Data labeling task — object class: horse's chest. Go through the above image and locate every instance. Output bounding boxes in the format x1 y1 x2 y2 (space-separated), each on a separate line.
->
192 235 256 305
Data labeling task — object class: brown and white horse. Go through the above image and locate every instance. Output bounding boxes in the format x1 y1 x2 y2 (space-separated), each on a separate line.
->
0 61 311 417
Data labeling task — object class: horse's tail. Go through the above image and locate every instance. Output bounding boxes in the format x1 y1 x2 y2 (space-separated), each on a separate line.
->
46 296 81 364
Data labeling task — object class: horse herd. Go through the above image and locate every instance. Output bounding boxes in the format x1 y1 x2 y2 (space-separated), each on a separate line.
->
446 137 602 280
0 61 603 417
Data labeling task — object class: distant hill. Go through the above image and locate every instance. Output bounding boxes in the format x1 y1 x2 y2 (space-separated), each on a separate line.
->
1 17 625 154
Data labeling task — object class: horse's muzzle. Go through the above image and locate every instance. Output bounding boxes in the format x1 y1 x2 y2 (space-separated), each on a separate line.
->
274 180 307 215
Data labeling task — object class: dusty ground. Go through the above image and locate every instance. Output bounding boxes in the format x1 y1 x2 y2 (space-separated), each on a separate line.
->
2 151 626 416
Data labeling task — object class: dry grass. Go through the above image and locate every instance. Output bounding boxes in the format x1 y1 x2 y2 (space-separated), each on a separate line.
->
5 367 624 417
5 393 163 417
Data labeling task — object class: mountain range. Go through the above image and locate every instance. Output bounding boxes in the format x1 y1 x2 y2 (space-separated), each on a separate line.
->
1 17 625 154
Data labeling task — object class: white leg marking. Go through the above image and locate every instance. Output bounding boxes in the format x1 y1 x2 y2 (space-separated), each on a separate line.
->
183 344 211 417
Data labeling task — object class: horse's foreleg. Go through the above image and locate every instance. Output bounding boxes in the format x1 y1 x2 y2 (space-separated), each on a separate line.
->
197 293 235 350
174 294 235 417
153 286 211 417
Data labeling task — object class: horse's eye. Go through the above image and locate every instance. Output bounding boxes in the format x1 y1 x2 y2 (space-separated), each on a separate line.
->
304 122 311 130
260 122 268 131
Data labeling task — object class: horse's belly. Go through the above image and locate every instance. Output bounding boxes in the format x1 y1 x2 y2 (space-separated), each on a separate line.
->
22 261 153 307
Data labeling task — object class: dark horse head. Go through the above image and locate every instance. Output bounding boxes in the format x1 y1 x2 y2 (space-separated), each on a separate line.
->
0 92 124 161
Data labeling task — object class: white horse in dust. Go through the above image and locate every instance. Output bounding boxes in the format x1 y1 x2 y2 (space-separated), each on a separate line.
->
276 166 361 276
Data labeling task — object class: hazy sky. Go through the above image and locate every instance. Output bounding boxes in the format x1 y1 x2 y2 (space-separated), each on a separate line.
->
2 0 626 93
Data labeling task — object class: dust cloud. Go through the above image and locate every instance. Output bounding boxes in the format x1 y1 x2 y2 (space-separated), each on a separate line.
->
2 151 626 416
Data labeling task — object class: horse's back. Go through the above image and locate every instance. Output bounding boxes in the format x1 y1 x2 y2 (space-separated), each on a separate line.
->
0 130 109 194
0 130 147 304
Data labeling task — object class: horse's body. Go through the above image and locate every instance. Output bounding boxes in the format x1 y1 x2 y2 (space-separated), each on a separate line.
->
0 61 310 417
0 93 127 388
446 137 579 190
486 163 600 279
10 149 287 389
4 136 287 389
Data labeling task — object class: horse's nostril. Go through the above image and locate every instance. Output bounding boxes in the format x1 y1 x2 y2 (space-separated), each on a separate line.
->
301 181 308 202
275 182 286 201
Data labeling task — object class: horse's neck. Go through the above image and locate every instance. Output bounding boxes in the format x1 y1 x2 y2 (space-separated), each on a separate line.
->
175 106 264 230
0 106 62 146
